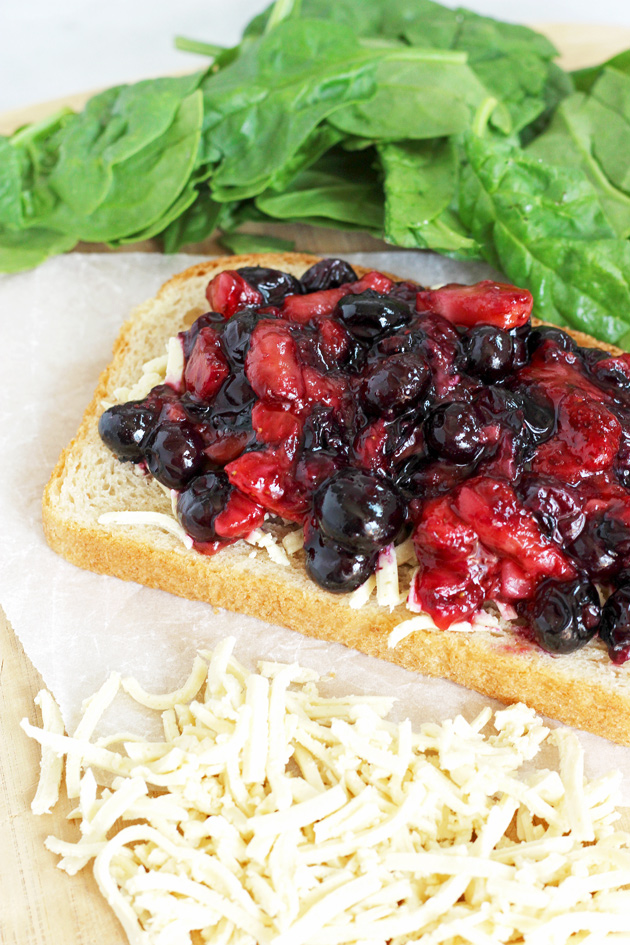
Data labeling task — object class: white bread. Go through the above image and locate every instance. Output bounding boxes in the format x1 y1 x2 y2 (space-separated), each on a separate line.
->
42 253 630 745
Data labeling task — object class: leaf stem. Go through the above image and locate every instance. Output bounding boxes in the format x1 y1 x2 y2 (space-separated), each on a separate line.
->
472 96 499 137
11 107 74 147
174 36 226 58
265 0 301 33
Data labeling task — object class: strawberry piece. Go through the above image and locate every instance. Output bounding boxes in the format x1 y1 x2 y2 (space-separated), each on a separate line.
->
213 489 265 539
184 326 230 402
410 497 492 627
519 344 608 407
282 272 394 324
203 431 252 465
252 401 303 458
532 392 622 482
246 319 305 403
206 270 263 318
454 477 575 581
317 318 351 366
225 448 309 523
302 367 346 411
416 280 533 330
353 418 390 474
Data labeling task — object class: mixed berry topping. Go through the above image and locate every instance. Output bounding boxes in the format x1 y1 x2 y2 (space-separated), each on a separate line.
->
98 257 630 663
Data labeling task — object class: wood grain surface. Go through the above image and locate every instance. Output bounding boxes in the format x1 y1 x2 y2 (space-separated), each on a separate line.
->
3 23 630 945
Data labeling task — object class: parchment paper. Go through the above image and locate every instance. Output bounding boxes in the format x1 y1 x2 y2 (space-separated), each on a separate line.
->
2 250 630 804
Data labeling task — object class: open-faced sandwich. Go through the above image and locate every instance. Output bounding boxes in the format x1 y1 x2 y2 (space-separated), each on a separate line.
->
43 253 630 744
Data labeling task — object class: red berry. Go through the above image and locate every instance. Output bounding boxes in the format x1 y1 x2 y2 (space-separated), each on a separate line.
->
282 272 394 324
184 326 229 401
532 392 621 482
416 280 533 330
213 489 266 539
206 270 263 318
225 449 309 523
246 319 305 403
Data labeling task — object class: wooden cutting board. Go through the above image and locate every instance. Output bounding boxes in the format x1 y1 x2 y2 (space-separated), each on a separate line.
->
4 23 630 945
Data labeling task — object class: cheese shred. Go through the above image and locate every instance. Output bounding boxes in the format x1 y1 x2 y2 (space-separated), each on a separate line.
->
21 638 630 945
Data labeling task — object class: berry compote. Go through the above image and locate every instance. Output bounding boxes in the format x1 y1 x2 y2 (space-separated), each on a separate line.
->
99 259 630 663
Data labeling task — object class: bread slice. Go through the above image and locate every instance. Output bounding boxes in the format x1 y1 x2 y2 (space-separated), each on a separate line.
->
43 253 630 745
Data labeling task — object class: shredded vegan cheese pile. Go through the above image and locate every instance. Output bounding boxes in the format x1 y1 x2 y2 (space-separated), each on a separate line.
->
22 639 630 945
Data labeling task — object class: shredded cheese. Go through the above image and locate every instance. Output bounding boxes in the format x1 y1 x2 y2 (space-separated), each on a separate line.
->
97 510 194 549
21 639 630 945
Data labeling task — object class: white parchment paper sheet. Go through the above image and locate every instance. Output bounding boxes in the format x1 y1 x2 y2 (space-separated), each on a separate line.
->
2 250 630 804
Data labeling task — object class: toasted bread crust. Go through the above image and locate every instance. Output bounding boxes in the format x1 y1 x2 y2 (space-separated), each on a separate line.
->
43 254 630 744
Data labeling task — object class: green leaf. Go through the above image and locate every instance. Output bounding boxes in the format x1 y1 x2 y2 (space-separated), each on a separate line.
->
573 50 630 93
255 148 384 230
44 90 204 242
199 19 415 201
0 137 25 228
528 69 630 238
48 73 205 217
460 134 630 345
219 231 295 253
160 186 224 253
0 226 75 272
328 55 488 140
379 138 480 257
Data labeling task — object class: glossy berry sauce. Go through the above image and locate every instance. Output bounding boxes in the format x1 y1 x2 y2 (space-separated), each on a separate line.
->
98 258 630 663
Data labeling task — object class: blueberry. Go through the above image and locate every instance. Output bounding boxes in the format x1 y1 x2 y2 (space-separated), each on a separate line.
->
566 513 630 580
527 325 577 357
98 402 157 462
302 407 348 455
395 456 474 499
599 585 630 662
519 578 601 654
517 475 585 547
176 472 231 542
579 346 612 372
144 421 205 489
300 258 357 292
336 290 412 342
424 402 483 463
361 353 430 416
179 312 225 359
387 280 421 305
313 468 405 554
464 325 515 382
518 388 556 446
220 309 259 366
236 266 302 305
304 525 376 593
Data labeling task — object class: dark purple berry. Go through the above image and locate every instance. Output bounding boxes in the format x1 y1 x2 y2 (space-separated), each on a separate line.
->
98 402 157 462
599 585 630 663
518 475 585 547
144 421 205 489
236 266 301 305
313 468 405 554
300 258 357 292
567 512 630 580
361 353 430 416
176 472 231 542
302 407 348 455
464 325 514 382
179 312 225 359
220 309 259 366
304 524 376 593
519 578 600 654
336 291 412 342
527 325 577 357
387 280 421 305
425 402 483 463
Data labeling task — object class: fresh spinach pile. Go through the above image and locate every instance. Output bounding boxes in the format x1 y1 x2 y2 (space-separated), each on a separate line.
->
5 0 630 346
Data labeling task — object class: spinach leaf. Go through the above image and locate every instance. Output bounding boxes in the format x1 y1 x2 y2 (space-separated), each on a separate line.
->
247 0 562 133
0 226 75 273
219 231 295 254
379 138 480 257
48 73 205 217
528 69 630 238
43 90 204 242
0 137 25 228
573 50 630 94
199 20 429 201
255 149 384 230
460 134 630 344
160 186 225 253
